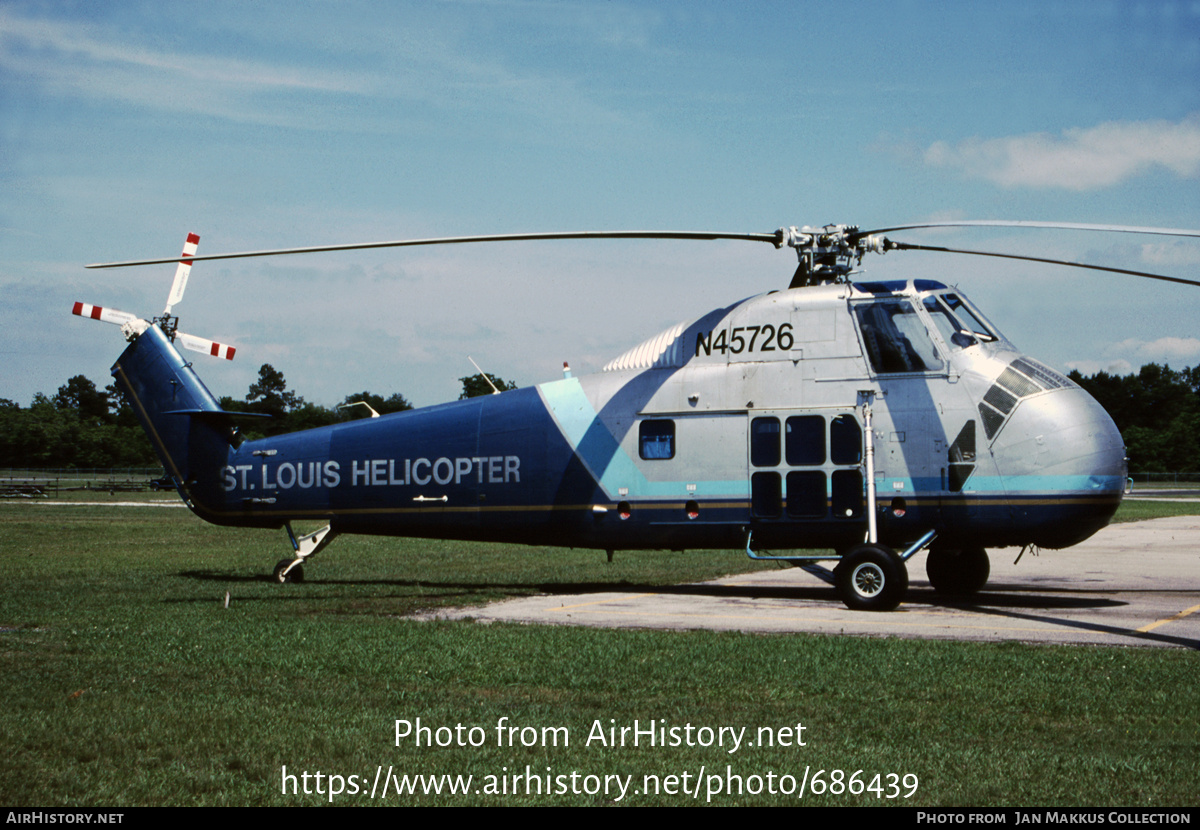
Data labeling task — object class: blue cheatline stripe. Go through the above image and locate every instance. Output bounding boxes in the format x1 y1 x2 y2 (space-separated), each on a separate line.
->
536 377 748 500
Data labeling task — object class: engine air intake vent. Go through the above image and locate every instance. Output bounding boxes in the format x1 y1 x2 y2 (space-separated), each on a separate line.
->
603 322 687 372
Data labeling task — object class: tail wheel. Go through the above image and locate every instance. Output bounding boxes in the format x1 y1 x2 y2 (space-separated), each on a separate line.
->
834 544 908 611
925 546 989 595
273 559 304 584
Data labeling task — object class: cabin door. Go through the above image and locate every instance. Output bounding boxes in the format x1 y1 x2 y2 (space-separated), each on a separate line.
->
747 410 865 525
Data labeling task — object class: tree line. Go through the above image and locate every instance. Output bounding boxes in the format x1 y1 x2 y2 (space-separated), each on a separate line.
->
0 364 516 469
1068 363 1200 475
3 361 1195 473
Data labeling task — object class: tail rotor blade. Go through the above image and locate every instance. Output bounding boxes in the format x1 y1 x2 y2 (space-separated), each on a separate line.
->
72 301 141 327
164 232 200 315
177 331 236 360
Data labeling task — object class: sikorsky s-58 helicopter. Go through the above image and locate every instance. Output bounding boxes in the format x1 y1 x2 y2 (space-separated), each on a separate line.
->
76 221 1200 610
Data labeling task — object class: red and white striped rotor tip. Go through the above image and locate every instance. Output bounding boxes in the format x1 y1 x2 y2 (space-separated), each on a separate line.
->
164 232 200 315
178 332 236 360
71 302 139 327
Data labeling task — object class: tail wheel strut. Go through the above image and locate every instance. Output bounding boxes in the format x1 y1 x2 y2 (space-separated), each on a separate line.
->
274 523 338 583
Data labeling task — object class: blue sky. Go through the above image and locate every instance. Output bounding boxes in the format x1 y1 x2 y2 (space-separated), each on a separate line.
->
3 0 1199 409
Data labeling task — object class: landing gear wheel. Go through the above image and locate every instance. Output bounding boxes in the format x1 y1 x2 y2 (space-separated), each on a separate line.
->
273 559 304 584
834 544 908 611
925 546 989 595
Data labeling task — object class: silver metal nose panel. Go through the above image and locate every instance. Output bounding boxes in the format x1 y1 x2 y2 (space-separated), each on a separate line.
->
983 386 1126 548
991 387 1126 485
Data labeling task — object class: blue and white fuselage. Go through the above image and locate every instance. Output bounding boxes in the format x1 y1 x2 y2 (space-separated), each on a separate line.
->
113 279 1126 565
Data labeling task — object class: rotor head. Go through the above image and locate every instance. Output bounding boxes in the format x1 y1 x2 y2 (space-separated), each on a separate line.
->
777 224 895 287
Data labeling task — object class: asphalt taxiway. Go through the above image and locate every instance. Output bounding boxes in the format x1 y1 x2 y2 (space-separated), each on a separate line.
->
430 516 1200 649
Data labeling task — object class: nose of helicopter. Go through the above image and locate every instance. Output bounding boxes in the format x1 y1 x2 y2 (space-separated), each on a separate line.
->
988 385 1127 547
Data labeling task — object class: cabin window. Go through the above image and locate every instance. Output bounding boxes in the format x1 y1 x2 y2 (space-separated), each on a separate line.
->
830 414 862 465
854 299 944 374
831 469 864 518
785 416 825 466
751 417 781 467
639 420 675 460
750 412 864 522
786 471 826 518
751 472 782 518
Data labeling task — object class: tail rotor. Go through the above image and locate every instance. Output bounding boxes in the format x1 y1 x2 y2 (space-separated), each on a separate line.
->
73 232 236 360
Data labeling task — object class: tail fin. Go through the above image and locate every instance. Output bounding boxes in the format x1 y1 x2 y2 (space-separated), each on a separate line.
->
110 323 238 507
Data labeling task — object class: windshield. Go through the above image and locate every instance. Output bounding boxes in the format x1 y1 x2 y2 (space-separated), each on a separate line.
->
940 293 998 342
921 293 1001 352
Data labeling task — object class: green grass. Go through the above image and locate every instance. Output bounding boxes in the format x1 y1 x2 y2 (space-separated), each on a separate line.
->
1112 498 1200 522
1 497 1197 806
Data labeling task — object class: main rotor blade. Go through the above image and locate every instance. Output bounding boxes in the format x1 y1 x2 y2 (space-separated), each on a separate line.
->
891 242 1200 288
861 220 1200 239
86 230 781 269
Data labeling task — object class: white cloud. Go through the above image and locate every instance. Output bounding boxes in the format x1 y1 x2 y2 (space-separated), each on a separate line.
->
0 10 365 127
924 115 1200 190
1139 240 1200 268
1068 337 1200 377
1110 336 1200 362
1065 358 1133 376
0 12 356 92
0 12 362 90
0 7 636 140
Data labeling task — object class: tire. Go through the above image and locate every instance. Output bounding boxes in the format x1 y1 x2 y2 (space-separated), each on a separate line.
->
834 544 908 611
925 546 989 595
273 559 304 584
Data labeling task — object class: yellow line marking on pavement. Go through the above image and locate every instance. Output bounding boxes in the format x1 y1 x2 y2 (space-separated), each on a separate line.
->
1137 603 1200 633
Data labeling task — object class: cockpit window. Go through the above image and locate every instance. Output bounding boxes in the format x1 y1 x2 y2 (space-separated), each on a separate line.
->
940 293 997 342
853 299 944 374
923 296 977 350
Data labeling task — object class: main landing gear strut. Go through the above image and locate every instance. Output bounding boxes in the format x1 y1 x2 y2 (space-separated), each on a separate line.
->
748 533 992 611
807 538 992 611
746 530 938 612
273 522 338 583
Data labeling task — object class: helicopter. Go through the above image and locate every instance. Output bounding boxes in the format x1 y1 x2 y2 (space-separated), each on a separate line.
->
75 220 1200 611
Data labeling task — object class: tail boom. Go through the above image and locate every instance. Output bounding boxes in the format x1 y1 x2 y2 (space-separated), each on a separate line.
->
111 324 259 523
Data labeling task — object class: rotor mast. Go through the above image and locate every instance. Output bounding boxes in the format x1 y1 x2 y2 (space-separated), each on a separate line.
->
777 225 892 287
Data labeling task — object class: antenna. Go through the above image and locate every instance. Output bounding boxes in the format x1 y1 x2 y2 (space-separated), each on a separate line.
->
337 401 380 419
467 356 501 395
